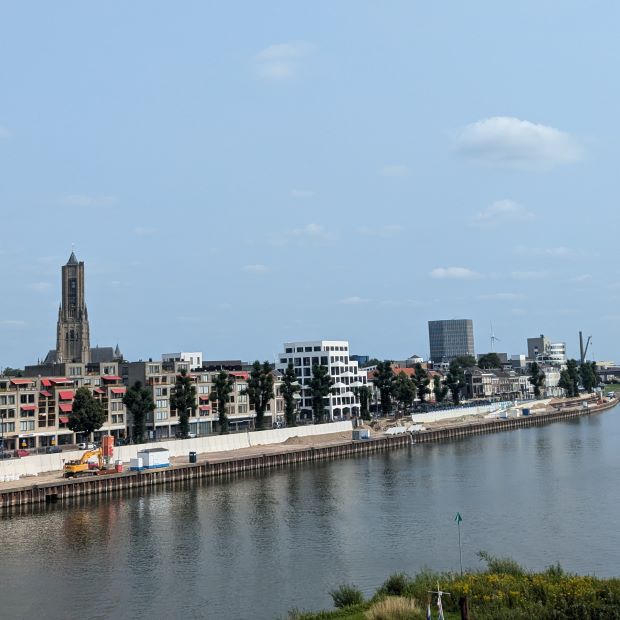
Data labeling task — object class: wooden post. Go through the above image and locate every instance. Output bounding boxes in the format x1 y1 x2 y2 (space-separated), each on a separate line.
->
459 595 469 620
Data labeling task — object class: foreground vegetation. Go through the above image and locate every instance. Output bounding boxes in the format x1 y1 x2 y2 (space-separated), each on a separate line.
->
287 553 620 619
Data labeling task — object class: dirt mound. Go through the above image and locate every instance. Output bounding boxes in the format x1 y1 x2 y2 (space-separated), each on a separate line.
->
281 431 353 445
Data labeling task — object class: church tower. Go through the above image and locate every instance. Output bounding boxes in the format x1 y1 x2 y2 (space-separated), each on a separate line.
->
55 251 91 363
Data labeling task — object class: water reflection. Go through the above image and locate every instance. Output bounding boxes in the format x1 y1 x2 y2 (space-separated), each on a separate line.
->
1 409 619 620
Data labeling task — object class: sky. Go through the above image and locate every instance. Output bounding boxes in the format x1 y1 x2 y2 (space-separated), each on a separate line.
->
1 1 619 368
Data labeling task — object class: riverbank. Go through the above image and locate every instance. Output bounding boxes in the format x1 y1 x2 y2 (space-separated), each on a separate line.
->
1 396 616 508
290 553 620 619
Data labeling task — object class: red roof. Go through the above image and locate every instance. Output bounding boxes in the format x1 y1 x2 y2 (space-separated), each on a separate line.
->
102 375 122 381
40 390 52 397
59 403 72 413
20 405 36 411
231 371 249 379
59 415 70 423
10 378 35 385
199 405 211 411
94 387 105 394
41 379 52 387
199 395 209 401
111 387 126 395
58 390 74 400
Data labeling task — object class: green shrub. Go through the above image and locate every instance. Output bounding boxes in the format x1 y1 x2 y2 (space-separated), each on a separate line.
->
378 572 413 597
477 550 525 576
329 584 364 608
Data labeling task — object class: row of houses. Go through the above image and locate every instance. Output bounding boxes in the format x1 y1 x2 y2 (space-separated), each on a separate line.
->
0 339 568 451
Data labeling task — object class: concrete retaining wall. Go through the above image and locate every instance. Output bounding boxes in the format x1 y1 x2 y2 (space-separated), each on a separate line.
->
0 421 352 479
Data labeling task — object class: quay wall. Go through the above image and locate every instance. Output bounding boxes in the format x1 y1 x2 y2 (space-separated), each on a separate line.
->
1 400 616 508
0 421 353 478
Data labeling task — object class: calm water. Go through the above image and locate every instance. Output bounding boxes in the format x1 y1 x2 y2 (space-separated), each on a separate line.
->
2 406 620 619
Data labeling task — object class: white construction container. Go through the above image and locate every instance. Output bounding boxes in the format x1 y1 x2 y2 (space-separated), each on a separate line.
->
137 448 170 469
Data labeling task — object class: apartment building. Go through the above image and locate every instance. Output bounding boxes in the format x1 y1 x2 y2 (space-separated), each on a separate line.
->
125 361 284 439
275 340 367 421
0 361 127 450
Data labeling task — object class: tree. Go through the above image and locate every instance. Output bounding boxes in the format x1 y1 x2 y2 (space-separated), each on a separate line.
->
212 371 235 434
308 364 334 423
243 360 275 430
393 372 416 415
374 361 395 416
68 387 106 437
454 355 477 368
412 363 430 404
1 367 23 377
123 381 155 443
580 361 599 393
478 353 502 369
445 360 466 405
357 385 371 421
170 369 197 438
280 362 301 427
566 359 580 397
558 369 575 398
528 362 545 399
433 374 448 403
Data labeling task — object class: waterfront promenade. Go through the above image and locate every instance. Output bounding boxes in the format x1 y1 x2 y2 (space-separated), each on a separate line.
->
1 395 615 508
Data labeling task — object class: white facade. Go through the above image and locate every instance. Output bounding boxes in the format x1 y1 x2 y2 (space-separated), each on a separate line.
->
161 351 203 369
276 340 367 421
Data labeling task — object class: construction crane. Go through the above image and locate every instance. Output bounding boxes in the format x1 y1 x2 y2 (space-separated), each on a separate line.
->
579 331 592 364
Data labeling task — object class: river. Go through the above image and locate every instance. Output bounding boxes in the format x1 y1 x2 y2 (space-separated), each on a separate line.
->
2 406 619 619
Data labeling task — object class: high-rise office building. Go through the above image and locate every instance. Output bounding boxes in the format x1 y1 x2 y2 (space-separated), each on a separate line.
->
428 319 475 362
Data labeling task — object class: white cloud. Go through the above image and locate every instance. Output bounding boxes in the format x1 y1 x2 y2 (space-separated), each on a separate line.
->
572 274 592 283
276 223 337 245
290 189 315 198
60 194 117 207
255 42 311 80
358 224 404 237
379 164 410 177
430 267 482 280
470 199 535 228
515 245 574 258
478 292 523 301
338 296 370 305
455 116 583 170
28 282 52 293
242 264 269 274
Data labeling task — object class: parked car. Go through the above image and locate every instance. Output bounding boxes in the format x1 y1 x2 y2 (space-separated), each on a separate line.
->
45 446 62 454
15 449 30 457
77 442 96 450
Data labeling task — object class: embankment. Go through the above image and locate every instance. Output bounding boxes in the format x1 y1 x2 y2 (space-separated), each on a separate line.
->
1 399 615 508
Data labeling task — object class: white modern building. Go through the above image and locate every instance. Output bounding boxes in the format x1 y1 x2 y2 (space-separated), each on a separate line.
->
161 352 203 370
276 340 367 421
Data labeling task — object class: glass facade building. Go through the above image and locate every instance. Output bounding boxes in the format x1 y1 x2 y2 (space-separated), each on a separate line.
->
428 319 475 362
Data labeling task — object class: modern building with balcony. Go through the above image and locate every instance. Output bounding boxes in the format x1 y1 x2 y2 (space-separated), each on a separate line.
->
275 340 367 421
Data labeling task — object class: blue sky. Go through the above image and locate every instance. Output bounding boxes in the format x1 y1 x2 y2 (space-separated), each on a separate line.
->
1 1 619 368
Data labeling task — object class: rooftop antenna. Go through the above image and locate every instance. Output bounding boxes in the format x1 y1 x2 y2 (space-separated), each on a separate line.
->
490 322 500 352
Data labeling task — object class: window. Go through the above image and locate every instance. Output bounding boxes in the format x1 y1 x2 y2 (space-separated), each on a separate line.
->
1 422 15 433
156 399 168 409
238 405 248 413
312 357 319 365
20 420 35 431
303 357 310 366
296 347 303 352
111 402 123 411
294 358 301 366
304 346 312 352
198 386 209 394
285 348 293 354
112 414 124 424
148 365 160 374
155 410 168 421
238 394 248 403
280 359 287 365
69 366 81 376
313 346 320 351
304 368 310 376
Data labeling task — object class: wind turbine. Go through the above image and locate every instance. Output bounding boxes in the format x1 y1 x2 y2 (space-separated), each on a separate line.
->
490 322 500 352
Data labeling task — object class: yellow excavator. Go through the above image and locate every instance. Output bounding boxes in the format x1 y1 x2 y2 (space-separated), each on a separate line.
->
63 448 107 478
